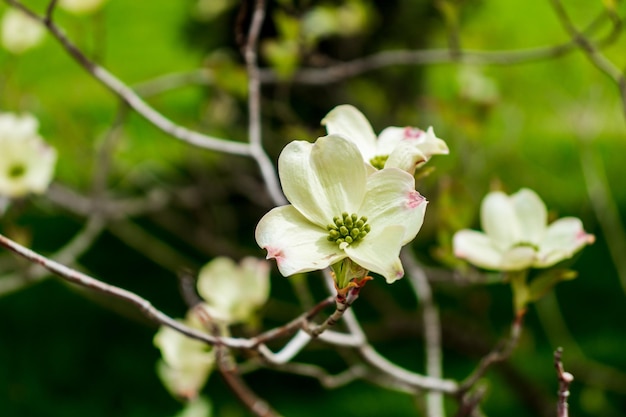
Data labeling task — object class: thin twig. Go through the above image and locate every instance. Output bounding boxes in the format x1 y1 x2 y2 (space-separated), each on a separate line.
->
554 348 574 417
402 249 445 417
458 311 525 393
549 0 626 121
4 0 251 156
242 0 287 206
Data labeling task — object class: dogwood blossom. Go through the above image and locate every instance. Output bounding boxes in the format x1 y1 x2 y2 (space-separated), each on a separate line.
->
322 104 448 173
1 8 45 54
453 188 594 271
0 112 57 198
58 0 108 15
154 313 215 400
255 134 427 285
196 257 270 325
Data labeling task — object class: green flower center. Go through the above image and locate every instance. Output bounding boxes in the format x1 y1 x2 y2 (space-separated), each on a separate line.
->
327 212 371 248
369 155 389 170
8 164 26 179
513 241 539 251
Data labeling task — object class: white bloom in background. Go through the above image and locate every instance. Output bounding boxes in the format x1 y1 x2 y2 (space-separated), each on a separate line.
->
453 188 595 271
1 8 45 54
0 112 56 198
196 257 270 325
174 396 212 417
58 0 108 15
256 135 427 284
322 104 448 173
154 313 215 400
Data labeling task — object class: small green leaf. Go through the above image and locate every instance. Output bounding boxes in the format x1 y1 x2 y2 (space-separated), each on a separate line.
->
528 269 578 303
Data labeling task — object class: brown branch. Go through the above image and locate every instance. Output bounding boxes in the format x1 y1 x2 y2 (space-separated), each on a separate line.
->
554 348 574 417
458 311 525 394
549 0 626 121
4 0 251 156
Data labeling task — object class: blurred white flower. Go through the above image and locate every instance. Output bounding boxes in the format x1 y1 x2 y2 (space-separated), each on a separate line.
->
453 188 594 271
58 0 108 15
196 257 270 325
457 66 499 105
0 112 56 198
322 104 448 173
255 135 427 285
1 8 45 54
154 312 215 400
174 396 212 417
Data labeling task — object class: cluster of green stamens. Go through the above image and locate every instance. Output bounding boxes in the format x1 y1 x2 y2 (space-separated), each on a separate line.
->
327 212 371 247
369 155 389 170
513 241 539 251
8 164 26 179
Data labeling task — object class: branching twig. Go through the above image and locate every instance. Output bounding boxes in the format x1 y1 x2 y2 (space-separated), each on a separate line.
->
549 0 626 121
402 249 445 417
554 348 574 417
458 311 525 394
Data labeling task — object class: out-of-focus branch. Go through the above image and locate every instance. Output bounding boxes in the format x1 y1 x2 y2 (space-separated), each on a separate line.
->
554 348 574 417
4 0 251 156
242 0 287 206
458 311 525 393
402 249 445 417
549 0 626 121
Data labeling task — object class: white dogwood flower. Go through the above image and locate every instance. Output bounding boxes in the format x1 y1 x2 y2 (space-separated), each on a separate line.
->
1 8 45 54
0 112 56 198
453 188 594 271
255 134 427 284
196 257 270 325
154 313 215 400
322 104 448 173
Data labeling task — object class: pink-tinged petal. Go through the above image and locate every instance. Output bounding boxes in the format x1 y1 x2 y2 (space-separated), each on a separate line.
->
255 205 345 276
414 126 449 157
345 225 405 283
278 136 366 227
500 246 536 271
321 105 378 159
385 140 428 173
453 229 505 270
481 191 522 251
510 188 547 245
359 168 427 244
535 217 595 268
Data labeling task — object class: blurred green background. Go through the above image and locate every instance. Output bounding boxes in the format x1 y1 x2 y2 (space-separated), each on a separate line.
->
1 0 626 416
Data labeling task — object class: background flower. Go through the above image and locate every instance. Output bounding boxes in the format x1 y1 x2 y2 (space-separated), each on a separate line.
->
153 313 215 400
196 257 270 325
0 113 57 198
453 188 594 271
58 0 108 15
1 8 45 54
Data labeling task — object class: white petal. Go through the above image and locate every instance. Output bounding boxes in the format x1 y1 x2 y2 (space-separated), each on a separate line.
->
415 126 449 157
238 257 271 308
385 140 428 173
376 126 406 156
321 105 378 159
359 168 427 244
255 205 346 276
1 9 45 54
510 188 547 245
345 225 405 283
481 191 522 251
500 246 537 271
196 257 244 323
453 229 505 270
535 217 594 267
278 136 366 227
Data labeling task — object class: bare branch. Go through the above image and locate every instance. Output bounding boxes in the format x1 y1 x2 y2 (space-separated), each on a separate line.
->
402 249 445 417
554 348 574 417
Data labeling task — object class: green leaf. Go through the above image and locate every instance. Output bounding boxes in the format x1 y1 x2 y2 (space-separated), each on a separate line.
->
528 269 578 303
